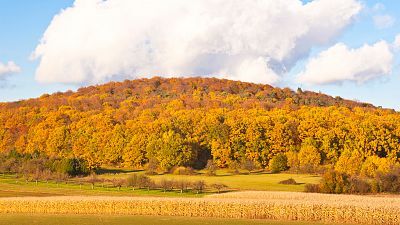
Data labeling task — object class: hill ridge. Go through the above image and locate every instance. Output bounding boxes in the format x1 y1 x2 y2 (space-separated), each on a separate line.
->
0 77 375 111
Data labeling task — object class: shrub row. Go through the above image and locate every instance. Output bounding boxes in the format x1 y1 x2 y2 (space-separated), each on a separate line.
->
0 151 89 177
305 169 400 194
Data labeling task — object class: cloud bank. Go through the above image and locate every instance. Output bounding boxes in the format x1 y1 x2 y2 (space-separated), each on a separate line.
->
0 61 21 79
297 41 393 85
32 0 362 85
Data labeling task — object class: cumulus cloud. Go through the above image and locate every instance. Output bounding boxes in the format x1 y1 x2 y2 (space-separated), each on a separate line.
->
373 14 395 29
0 61 21 79
297 41 393 85
32 0 362 85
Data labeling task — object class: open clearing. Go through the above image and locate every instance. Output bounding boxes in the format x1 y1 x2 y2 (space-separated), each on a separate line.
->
147 172 320 192
93 169 321 192
0 171 320 197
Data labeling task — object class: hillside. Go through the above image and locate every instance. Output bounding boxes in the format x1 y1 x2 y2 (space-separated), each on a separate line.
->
1 77 373 111
0 77 398 175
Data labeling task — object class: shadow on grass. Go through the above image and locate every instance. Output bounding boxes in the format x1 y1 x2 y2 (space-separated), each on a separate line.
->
95 168 142 175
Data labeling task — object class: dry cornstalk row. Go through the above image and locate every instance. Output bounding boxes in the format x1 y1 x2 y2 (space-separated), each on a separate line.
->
0 192 399 225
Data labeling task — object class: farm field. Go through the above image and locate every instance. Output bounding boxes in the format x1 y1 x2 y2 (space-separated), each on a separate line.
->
0 214 336 225
0 192 399 225
1 171 398 224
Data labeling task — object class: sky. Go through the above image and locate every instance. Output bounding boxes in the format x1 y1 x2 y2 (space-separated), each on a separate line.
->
0 0 399 109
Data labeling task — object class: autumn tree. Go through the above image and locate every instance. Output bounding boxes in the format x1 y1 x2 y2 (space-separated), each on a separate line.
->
298 138 321 172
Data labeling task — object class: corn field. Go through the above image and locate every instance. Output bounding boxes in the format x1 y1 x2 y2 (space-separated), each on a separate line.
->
0 191 399 224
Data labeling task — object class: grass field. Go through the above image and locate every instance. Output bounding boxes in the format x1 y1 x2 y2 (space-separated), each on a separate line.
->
97 169 321 192
149 172 319 192
0 214 338 225
0 176 204 198
0 171 320 198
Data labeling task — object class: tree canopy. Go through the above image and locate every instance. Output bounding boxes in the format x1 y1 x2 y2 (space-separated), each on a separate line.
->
0 77 398 174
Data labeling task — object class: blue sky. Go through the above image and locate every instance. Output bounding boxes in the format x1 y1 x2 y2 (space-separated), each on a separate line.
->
0 0 76 100
0 0 399 110
295 0 400 109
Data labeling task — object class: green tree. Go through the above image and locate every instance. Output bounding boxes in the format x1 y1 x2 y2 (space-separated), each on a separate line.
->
269 153 288 173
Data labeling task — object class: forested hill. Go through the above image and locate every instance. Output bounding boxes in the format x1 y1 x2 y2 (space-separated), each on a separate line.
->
1 77 399 177
1 77 373 111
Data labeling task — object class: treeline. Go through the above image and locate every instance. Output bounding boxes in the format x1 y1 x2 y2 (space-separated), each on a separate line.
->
306 168 400 194
0 151 89 179
0 77 398 176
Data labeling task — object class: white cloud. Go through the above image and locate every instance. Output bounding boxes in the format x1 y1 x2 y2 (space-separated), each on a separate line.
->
32 0 362 85
297 41 393 85
394 34 400 50
0 61 21 78
217 57 280 84
373 15 395 29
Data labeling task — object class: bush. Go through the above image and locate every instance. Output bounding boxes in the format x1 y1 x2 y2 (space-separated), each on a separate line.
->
126 174 153 190
211 183 228 193
192 180 206 194
111 178 125 190
159 179 174 192
86 174 102 189
172 166 194 175
348 177 371 194
269 154 288 173
175 180 190 193
126 174 139 190
145 158 159 175
205 160 217 176
0 157 17 175
278 178 298 185
241 159 257 172
228 161 240 174
320 171 350 194
56 158 89 176
375 169 400 193
306 168 400 195
304 183 320 193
